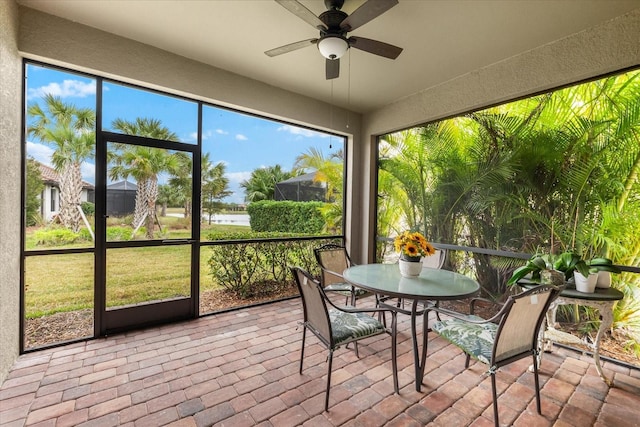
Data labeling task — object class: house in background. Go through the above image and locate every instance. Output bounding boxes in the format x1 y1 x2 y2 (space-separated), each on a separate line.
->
37 162 94 222
275 172 327 202
106 180 136 217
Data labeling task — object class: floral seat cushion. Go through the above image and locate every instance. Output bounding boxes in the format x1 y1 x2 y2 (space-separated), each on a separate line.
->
329 309 385 345
324 282 369 297
432 315 497 365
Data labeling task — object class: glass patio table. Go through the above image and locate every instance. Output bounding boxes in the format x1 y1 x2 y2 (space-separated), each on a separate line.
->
343 263 480 392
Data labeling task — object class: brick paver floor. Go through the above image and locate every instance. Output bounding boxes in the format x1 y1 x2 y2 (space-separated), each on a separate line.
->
1 296 639 426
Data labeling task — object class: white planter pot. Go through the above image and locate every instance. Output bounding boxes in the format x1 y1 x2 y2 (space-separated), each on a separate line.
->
399 259 423 277
574 271 598 293
596 271 611 288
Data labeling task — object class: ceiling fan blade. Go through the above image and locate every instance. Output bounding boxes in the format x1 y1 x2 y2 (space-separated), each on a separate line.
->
348 36 402 59
326 58 340 80
276 0 327 30
265 38 318 57
340 0 398 32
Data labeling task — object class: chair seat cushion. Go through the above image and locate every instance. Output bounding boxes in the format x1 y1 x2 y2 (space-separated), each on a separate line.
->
432 316 496 365
329 310 385 346
324 283 369 297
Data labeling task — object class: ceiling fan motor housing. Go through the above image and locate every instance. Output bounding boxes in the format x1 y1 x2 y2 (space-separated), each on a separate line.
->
268 0 402 79
317 9 349 59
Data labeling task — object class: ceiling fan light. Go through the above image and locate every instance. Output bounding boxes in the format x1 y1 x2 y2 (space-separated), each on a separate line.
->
317 36 348 59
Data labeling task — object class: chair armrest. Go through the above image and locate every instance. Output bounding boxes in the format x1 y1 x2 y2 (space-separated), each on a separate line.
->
320 266 346 280
430 304 507 325
469 297 503 316
320 286 392 315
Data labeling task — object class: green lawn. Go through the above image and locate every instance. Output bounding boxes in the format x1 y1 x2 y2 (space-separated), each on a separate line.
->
24 217 251 318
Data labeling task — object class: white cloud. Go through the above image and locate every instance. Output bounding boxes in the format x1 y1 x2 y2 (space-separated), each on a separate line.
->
226 171 252 184
189 129 214 141
223 171 253 204
277 124 328 138
81 163 95 185
27 79 96 100
235 134 248 141
25 141 54 165
216 129 229 135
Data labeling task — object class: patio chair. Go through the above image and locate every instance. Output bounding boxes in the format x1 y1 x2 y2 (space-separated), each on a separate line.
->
422 248 447 270
314 243 372 306
290 266 399 411
429 284 561 427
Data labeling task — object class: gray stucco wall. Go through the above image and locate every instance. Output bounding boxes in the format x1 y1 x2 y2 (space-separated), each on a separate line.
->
0 0 23 384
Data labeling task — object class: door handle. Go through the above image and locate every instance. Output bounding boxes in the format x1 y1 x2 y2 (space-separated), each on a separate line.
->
161 239 195 244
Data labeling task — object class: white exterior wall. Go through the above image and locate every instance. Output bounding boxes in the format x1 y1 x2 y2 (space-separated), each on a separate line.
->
39 185 92 222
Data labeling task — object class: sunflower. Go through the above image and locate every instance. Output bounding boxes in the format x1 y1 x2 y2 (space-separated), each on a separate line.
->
394 231 435 258
404 242 420 257
424 242 436 256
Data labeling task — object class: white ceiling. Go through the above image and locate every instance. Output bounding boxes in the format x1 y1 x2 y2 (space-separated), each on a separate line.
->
18 0 640 113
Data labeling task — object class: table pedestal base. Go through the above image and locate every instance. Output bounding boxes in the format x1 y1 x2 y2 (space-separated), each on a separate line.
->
379 298 430 391
535 296 616 386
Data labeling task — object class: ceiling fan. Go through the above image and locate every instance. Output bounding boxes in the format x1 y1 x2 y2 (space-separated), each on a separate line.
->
265 0 403 80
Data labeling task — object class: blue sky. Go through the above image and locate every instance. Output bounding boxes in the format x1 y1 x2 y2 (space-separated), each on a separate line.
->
25 64 341 204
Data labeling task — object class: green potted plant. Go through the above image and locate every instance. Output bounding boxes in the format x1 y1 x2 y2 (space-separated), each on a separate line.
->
574 256 620 292
550 251 620 293
506 253 564 286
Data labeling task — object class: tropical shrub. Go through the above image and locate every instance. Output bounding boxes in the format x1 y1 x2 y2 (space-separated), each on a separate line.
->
106 226 134 241
34 227 83 246
81 202 95 216
206 231 338 298
378 69 640 352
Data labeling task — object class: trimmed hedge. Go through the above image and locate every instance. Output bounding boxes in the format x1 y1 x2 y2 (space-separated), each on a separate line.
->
206 231 340 299
247 200 326 233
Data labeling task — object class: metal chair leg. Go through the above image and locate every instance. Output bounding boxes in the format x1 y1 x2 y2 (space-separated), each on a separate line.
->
299 327 306 374
532 352 542 414
325 349 334 411
491 372 499 427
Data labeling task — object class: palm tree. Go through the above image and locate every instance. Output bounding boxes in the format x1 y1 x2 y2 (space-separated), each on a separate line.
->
293 147 343 201
157 184 184 217
27 94 95 232
293 147 344 232
202 154 232 224
167 152 193 219
379 71 640 297
240 165 292 202
109 118 179 239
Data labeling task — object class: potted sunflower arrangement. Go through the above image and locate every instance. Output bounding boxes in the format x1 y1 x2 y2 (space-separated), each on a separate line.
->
394 231 436 277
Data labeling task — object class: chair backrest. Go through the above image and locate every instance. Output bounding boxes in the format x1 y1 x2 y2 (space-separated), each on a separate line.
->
422 249 446 270
492 285 560 364
291 266 332 346
314 244 351 287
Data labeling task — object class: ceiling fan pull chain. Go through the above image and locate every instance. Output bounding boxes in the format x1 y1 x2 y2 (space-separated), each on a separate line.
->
347 50 351 129
330 79 334 149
